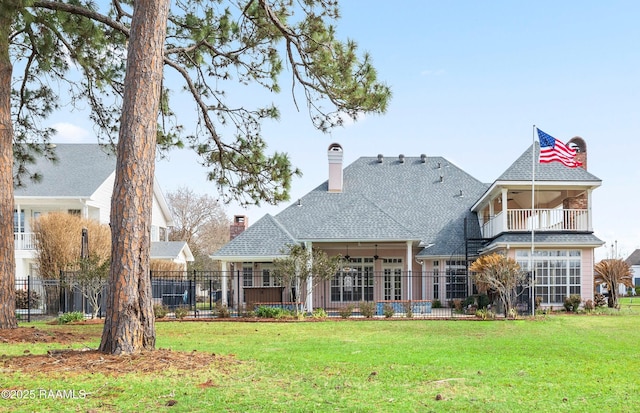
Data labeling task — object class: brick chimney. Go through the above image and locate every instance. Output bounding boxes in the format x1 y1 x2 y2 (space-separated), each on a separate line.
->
230 215 248 240
567 137 587 170
327 143 343 192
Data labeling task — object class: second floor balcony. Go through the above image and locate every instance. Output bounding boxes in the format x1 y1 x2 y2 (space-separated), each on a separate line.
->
14 232 36 250
481 208 590 239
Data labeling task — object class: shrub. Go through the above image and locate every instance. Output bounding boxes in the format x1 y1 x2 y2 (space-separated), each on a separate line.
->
477 294 490 309
338 304 354 319
215 303 230 318
255 306 292 319
57 311 85 324
463 296 475 308
311 308 328 319
594 293 607 307
432 299 442 309
535 296 543 309
563 294 582 312
153 304 168 319
15 290 40 309
174 306 189 319
584 299 595 313
383 304 395 318
403 301 413 318
452 299 463 313
359 301 375 318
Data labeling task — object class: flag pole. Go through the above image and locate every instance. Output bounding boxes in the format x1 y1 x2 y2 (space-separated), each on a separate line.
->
531 125 536 316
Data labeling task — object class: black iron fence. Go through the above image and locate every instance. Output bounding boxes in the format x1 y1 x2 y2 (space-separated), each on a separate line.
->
14 270 533 321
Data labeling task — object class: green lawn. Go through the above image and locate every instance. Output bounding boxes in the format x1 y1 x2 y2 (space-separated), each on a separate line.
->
1 315 639 412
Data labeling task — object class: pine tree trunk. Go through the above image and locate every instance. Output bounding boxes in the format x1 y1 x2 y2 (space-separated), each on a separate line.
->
0 6 18 330
99 0 170 354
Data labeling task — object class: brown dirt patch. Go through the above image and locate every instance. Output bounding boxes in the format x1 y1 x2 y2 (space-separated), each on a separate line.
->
2 349 238 377
1 327 239 377
0 326 96 345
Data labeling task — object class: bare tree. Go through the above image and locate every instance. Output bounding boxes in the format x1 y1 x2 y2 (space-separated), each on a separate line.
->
167 186 229 270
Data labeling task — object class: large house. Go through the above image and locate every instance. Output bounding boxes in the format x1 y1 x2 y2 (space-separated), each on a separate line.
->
13 144 193 284
212 140 603 312
625 249 640 288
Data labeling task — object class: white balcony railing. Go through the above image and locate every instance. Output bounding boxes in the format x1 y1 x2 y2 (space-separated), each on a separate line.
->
14 232 36 250
481 209 589 238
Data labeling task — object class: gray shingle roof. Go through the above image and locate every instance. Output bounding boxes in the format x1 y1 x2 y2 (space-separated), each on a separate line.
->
14 144 116 197
212 214 297 259
482 232 604 251
214 155 490 259
625 249 640 266
151 241 194 261
498 142 601 182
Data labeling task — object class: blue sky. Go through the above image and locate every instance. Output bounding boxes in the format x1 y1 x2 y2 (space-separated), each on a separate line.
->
49 0 640 260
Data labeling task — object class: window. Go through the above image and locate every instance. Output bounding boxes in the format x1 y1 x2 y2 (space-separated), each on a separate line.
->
68 209 81 216
446 259 468 299
516 250 581 305
331 257 374 302
382 258 403 301
13 209 24 233
261 265 279 287
242 263 254 287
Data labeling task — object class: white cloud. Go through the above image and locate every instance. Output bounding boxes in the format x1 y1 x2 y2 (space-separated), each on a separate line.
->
51 122 91 143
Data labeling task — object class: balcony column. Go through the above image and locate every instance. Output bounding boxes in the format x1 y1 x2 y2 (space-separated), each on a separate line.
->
305 241 313 314
501 189 508 231
406 241 412 300
587 189 593 231
221 261 228 306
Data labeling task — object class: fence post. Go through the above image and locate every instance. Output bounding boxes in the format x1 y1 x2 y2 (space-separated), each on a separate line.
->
209 278 213 313
59 270 65 314
192 270 197 318
27 275 31 323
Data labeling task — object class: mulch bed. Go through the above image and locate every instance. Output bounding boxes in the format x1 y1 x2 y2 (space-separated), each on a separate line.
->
0 327 238 376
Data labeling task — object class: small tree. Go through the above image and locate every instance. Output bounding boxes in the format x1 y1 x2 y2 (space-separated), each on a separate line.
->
72 254 109 319
273 244 342 314
470 253 528 318
594 259 633 308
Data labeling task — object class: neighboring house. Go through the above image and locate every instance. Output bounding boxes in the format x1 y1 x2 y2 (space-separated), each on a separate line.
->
150 241 195 271
212 141 603 311
624 249 640 288
13 143 189 282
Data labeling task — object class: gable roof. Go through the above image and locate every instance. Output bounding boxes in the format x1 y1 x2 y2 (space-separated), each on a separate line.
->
472 142 601 210
14 144 116 197
212 214 297 260
213 155 489 260
497 142 601 182
151 241 194 262
625 249 640 266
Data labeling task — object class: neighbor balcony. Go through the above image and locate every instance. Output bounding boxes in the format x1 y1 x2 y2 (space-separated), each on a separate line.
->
481 208 590 239
14 232 36 250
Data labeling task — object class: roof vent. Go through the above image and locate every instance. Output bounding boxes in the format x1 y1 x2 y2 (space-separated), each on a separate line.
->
420 154 427 163
377 154 383 163
437 162 441 169
440 175 444 183
459 189 463 197
399 154 405 163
